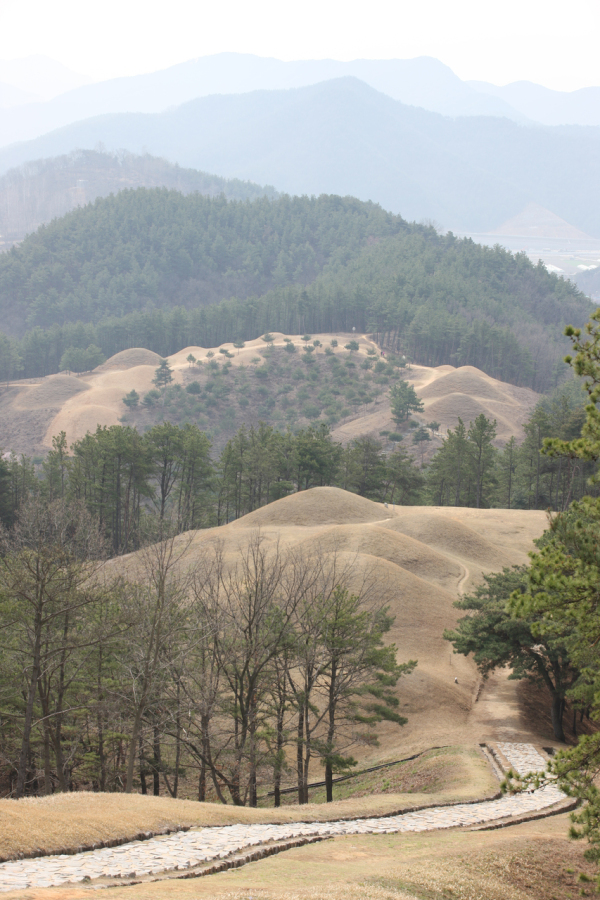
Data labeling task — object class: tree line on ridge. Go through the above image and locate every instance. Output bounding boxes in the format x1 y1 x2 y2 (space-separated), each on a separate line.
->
0 189 590 392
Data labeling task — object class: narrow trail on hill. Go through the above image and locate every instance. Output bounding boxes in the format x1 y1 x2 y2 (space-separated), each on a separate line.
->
0 745 570 892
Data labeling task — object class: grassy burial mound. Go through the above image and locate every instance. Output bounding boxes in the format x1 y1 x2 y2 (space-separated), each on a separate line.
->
0 334 541 457
132 486 547 763
331 360 540 449
0 486 547 861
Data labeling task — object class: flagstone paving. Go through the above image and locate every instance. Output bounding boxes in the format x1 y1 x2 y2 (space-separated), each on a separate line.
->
0 742 564 892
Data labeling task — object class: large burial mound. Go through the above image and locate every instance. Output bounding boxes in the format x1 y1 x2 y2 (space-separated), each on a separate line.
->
0 334 539 455
123 486 548 762
332 359 539 448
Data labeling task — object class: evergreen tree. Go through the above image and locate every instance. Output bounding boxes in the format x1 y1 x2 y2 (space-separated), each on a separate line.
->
153 359 174 389
446 567 577 741
390 381 424 424
467 414 497 508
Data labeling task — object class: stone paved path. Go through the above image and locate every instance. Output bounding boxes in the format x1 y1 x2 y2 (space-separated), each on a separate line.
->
0 743 562 892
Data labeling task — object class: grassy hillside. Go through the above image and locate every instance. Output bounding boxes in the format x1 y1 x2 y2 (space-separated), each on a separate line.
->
121 340 403 447
0 149 278 247
0 188 589 392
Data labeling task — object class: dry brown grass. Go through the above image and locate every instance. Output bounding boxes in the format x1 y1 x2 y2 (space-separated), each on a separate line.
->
15 375 90 410
1 334 540 454
143 488 548 761
97 349 161 370
13 814 596 900
332 360 539 449
239 487 392 527
0 747 495 862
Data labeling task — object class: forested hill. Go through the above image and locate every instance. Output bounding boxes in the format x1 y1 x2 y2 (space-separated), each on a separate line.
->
0 189 408 333
0 188 592 392
0 149 279 246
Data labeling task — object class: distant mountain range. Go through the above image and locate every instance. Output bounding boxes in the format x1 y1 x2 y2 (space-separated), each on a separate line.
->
468 79 600 128
492 203 596 241
1 53 600 148
1 78 599 236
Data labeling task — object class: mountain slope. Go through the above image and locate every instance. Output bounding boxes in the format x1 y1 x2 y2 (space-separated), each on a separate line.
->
492 203 594 240
0 188 589 392
0 189 411 334
0 54 528 148
1 79 599 235
469 79 600 128
0 149 278 246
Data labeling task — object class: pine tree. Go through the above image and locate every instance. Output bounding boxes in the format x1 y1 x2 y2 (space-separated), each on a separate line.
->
467 414 497 508
390 381 424 424
153 359 174 389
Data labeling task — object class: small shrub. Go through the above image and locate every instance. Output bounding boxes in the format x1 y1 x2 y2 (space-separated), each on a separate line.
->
301 334 312 343
324 347 334 356
186 381 202 394
143 389 160 407
345 340 359 351
284 342 296 353
389 432 403 442
302 403 321 419
206 350 214 358
330 339 338 348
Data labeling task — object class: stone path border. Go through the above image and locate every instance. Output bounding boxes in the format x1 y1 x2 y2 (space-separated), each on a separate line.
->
0 743 568 893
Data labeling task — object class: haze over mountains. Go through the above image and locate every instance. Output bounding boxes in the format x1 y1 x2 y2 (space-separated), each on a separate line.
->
2 52 600 140
1 78 599 236
0 52 599 241
0 150 278 247
0 55 92 105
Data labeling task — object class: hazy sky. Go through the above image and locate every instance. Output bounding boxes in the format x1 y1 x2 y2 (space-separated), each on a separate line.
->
0 0 598 91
